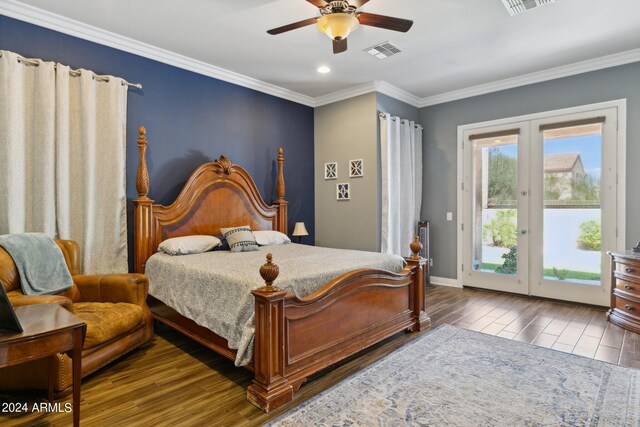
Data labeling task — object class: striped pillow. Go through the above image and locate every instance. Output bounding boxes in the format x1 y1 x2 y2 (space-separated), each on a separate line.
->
219 226 259 253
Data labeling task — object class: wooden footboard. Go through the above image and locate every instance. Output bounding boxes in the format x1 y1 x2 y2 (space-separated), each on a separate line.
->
248 240 430 412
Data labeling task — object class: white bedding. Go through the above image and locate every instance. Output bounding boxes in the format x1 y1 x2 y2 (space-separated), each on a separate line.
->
145 243 405 366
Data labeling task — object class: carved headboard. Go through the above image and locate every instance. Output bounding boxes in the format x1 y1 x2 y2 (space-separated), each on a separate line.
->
133 127 288 273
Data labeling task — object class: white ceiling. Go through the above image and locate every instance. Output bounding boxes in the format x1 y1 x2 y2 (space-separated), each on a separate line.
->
6 0 640 102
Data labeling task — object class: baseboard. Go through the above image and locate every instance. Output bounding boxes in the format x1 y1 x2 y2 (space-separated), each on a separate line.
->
430 276 462 288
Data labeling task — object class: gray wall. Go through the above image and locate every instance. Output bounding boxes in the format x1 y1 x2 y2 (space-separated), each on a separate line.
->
420 62 640 279
314 93 378 251
314 92 422 251
377 93 420 122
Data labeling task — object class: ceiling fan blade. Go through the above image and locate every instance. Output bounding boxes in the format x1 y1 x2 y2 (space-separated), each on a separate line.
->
350 0 370 7
357 12 413 32
333 38 348 54
267 17 318 35
305 0 328 7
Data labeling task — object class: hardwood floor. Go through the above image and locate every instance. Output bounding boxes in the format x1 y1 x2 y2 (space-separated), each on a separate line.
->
1 285 639 426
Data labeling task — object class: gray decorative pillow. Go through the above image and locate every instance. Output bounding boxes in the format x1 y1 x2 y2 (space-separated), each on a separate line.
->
219 226 259 252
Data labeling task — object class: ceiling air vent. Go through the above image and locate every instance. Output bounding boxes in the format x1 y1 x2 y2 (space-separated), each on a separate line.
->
501 0 555 16
364 42 401 60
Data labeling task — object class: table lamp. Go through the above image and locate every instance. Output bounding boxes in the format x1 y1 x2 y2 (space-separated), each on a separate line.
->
292 222 309 244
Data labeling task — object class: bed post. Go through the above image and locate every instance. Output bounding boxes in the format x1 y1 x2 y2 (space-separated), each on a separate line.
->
274 148 288 235
133 126 155 274
248 254 293 412
405 236 431 331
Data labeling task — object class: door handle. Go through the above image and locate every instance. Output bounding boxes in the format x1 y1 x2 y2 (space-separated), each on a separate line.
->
520 230 527 235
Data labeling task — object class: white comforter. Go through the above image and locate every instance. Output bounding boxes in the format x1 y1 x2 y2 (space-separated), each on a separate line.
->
145 243 405 366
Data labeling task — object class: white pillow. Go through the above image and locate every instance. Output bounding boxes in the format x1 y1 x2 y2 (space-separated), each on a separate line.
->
158 235 221 255
253 230 291 246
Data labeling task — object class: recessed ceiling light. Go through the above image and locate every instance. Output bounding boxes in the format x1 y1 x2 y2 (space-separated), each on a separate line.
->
317 66 331 74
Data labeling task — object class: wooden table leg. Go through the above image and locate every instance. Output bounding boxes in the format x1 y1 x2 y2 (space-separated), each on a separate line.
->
72 328 83 427
47 355 55 403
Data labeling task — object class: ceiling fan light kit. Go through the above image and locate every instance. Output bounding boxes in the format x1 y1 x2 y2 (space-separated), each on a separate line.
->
267 0 413 54
317 13 359 41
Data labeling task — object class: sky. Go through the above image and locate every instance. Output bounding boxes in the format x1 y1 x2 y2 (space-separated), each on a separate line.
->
544 135 602 178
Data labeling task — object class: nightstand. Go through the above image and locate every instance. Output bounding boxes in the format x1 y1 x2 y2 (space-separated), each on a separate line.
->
0 304 86 427
608 251 640 334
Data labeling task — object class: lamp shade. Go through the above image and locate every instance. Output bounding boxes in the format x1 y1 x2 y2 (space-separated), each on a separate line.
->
316 13 359 41
292 222 309 237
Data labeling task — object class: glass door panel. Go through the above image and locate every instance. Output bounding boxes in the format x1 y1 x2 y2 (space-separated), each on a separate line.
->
472 135 519 275
542 123 602 285
462 124 528 295
530 108 617 306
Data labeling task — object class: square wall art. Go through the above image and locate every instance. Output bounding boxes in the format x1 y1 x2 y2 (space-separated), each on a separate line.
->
337 183 350 201
324 162 337 180
349 159 363 178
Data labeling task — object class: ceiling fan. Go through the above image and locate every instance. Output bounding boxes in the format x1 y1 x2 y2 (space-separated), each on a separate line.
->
267 0 414 54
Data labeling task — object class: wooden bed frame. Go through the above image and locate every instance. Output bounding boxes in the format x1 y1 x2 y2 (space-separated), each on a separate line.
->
133 127 430 412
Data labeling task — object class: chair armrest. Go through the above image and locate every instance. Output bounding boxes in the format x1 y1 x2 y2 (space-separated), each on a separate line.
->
9 294 73 310
73 274 149 306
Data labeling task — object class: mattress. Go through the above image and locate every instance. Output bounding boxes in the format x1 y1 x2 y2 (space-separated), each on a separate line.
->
145 243 405 366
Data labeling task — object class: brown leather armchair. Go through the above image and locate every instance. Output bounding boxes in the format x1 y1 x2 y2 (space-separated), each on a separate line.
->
0 240 153 397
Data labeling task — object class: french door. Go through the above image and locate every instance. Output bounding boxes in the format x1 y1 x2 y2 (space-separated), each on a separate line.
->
460 103 622 306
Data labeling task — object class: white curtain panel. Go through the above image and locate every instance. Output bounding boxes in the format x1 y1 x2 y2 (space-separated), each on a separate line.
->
380 113 423 257
0 50 128 274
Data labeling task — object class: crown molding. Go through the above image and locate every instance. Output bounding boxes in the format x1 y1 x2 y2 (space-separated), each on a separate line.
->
1 0 638 110
376 81 421 107
418 48 640 107
0 0 316 107
314 80 421 108
314 81 377 107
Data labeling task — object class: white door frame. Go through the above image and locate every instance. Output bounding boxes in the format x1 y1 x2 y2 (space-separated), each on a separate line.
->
529 107 618 305
456 99 627 303
460 121 530 295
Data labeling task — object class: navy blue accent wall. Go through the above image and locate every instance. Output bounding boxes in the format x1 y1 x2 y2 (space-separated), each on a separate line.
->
0 15 315 268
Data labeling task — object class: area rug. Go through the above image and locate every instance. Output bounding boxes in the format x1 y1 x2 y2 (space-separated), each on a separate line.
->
268 325 639 426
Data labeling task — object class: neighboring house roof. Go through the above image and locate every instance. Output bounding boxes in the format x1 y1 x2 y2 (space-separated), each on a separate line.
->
544 153 581 173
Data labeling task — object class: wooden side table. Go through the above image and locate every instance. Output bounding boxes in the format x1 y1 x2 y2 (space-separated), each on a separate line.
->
0 303 86 427
608 251 640 333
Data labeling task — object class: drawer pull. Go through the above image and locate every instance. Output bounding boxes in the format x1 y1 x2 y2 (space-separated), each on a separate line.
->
625 267 633 273
625 304 633 311
624 284 632 290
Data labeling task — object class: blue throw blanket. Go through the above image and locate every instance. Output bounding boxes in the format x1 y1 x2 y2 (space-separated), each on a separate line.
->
0 233 74 296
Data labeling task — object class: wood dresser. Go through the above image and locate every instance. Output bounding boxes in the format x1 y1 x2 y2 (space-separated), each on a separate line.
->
608 251 640 334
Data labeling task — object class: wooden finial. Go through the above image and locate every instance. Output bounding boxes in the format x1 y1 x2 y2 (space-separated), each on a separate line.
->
276 148 285 201
136 126 150 199
259 253 280 291
213 155 233 175
410 236 422 260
